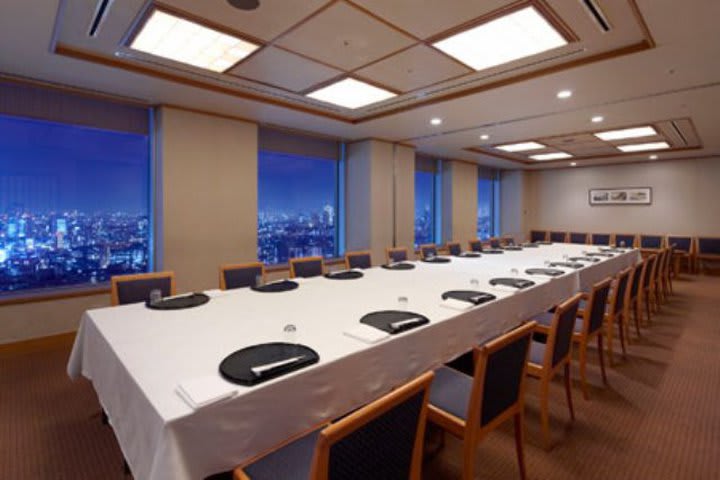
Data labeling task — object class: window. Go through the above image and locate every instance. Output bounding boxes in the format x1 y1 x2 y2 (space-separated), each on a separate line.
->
0 115 151 294
477 168 499 239
415 156 439 248
257 128 340 265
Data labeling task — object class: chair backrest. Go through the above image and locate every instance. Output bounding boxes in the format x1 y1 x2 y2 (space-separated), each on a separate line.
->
530 230 547 242
642 254 657 289
654 249 667 281
419 244 437 259
290 257 325 278
569 232 588 244
697 237 720 255
386 247 408 263
614 234 636 248
640 234 664 249
502 235 515 246
629 260 644 299
468 239 484 252
544 294 582 368
667 235 692 253
446 242 462 256
591 233 611 245
467 322 535 431
488 237 501 248
585 277 613 335
549 231 566 243
220 262 264 290
111 272 175 306
611 267 631 314
345 251 372 270
309 372 434 480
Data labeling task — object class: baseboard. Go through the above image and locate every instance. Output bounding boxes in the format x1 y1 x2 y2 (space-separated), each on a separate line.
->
0 331 77 358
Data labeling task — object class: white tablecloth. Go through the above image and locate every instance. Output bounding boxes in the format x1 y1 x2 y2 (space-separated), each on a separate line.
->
67 244 639 480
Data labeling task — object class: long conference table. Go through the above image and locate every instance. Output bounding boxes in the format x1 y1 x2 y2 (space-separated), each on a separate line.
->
67 243 639 480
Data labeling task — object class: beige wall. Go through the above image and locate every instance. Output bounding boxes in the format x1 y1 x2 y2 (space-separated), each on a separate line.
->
441 160 478 244
157 107 258 292
526 157 720 236
500 170 531 241
394 145 416 251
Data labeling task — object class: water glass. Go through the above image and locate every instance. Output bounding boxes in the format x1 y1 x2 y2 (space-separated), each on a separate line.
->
470 278 479 289
254 274 264 288
620 240 626 248
149 289 162 305
283 324 297 344
510 268 519 276
397 295 409 310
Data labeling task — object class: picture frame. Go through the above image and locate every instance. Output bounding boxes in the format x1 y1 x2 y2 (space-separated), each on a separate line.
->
589 187 652 206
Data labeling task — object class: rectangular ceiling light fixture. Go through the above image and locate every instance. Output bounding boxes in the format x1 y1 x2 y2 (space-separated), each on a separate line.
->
130 10 259 72
594 126 657 141
496 141 546 152
530 152 573 161
617 142 670 153
307 78 396 109
432 6 567 71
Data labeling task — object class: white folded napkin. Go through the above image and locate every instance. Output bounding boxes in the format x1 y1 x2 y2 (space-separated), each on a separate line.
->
176 376 237 410
440 297 474 311
343 324 390 344
490 284 521 293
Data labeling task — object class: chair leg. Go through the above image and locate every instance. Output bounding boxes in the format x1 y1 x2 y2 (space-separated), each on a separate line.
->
633 300 642 339
578 340 589 400
461 440 477 480
618 314 627 357
564 363 575 422
606 319 615 366
597 334 608 386
514 412 527 480
540 377 552 449
644 292 652 325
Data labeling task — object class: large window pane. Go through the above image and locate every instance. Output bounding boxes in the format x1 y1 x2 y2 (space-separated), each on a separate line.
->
477 177 494 239
414 170 435 247
0 114 151 294
257 151 338 264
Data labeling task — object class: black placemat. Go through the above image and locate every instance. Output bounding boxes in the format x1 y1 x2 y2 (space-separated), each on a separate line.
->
569 256 600 263
251 280 299 293
521 243 540 248
146 293 210 310
525 268 565 277
360 310 430 334
381 262 415 271
325 270 364 280
219 343 319 386
441 290 496 305
503 246 523 251
489 277 535 289
455 252 482 258
586 252 614 258
549 261 584 269
483 249 505 254
421 257 451 263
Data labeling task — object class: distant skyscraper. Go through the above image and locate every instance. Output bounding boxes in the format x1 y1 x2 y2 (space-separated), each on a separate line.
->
56 218 67 235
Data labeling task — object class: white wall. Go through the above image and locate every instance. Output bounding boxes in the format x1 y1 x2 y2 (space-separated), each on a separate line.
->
526 157 720 236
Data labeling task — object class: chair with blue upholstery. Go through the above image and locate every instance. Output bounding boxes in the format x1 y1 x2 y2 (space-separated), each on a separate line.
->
220 262 264 290
568 232 588 244
488 237 502 249
530 230 547 243
625 261 645 341
468 239 484 252
501 235 516 246
427 322 535 480
666 234 694 275
639 234 665 255
613 233 636 248
590 233 611 246
420 244 439 259
345 251 372 270
289 256 325 278
696 236 720 274
110 271 175 306
445 242 462 256
639 254 658 326
603 267 631 365
549 231 567 243
526 293 582 448
386 246 409 263
233 371 434 480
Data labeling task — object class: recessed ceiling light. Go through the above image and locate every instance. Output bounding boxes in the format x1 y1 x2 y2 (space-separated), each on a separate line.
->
307 78 396 109
591 115 604 123
556 89 572 99
595 126 657 141
432 6 567 71
480 134 490 140
130 10 259 72
649 154 659 160
530 152 573 161
570 162 577 166
496 141 545 152
617 142 670 153
430 117 443 126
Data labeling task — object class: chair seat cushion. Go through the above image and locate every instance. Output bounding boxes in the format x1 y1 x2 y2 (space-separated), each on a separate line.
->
529 341 546 365
429 366 472 421
243 428 321 479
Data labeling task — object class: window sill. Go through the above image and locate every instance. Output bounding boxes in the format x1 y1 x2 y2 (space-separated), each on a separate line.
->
0 285 110 307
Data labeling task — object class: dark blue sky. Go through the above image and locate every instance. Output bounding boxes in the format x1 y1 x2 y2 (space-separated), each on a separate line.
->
258 151 336 214
414 170 434 218
0 115 149 214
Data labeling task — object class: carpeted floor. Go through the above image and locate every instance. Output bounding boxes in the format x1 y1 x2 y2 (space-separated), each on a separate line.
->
1 275 718 479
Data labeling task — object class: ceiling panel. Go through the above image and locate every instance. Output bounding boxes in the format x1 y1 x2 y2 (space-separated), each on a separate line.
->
228 46 342 92
274 1 416 71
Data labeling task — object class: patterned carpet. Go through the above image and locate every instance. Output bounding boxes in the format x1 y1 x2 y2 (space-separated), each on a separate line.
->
1 275 718 479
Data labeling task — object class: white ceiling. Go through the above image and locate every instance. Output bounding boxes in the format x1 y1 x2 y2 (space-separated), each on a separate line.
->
0 0 718 170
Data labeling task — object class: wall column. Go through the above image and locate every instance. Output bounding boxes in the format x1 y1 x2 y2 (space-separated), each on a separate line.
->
441 160 478 244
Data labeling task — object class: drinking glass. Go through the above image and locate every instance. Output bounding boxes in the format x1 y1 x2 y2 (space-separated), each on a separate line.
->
397 295 409 310
149 289 162 305
470 278 479 289
283 324 297 344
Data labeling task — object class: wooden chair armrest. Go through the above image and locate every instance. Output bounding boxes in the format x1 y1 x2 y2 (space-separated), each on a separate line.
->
533 323 552 335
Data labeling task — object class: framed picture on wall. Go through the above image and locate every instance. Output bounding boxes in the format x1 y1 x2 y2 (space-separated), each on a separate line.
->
589 187 652 205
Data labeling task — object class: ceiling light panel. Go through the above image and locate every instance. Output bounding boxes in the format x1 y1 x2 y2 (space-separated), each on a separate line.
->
496 141 545 152
594 126 657 141
307 78 396 109
130 10 259 72
530 152 573 160
617 142 670 153
432 6 567 71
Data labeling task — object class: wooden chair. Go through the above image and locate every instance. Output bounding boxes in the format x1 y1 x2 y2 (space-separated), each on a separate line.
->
568 232 588 245
233 371 434 480
639 254 658 325
468 239 484 252
625 260 645 341
419 244 438 259
488 237 502 249
613 233 636 248
526 293 582 448
289 256 325 278
604 267 631 365
427 322 536 480
667 234 694 275
446 242 462 256
655 247 672 304
639 234 665 256
590 233 611 246
530 230 547 243
219 262 264 290
696 237 720 274
386 246 409 263
652 249 668 309
501 235 516 246
110 271 175 306
345 251 372 270
549 231 567 243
